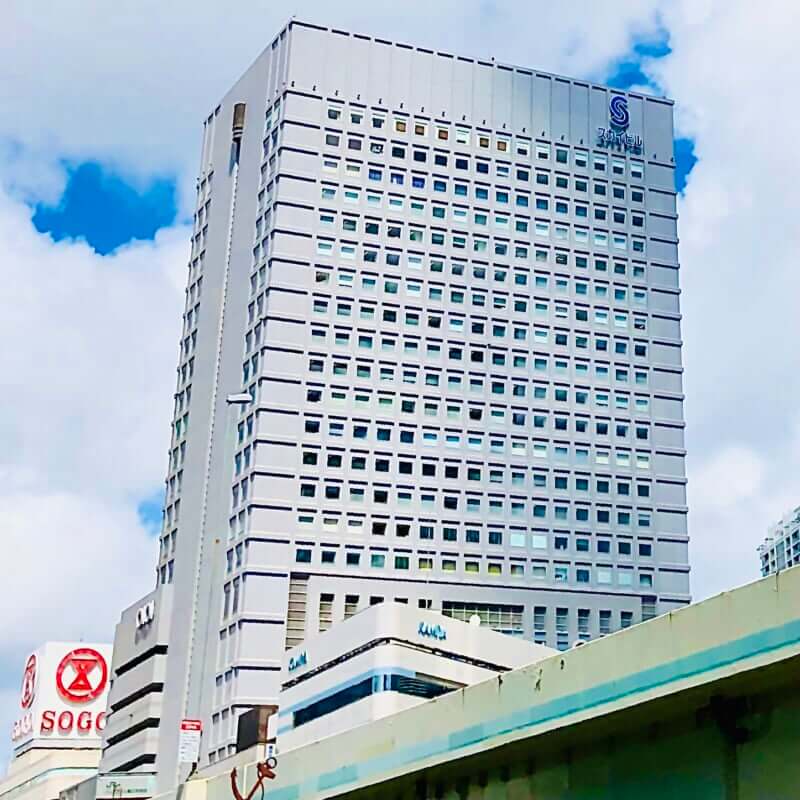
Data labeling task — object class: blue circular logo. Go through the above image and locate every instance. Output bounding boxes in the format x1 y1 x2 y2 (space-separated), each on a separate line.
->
609 95 630 130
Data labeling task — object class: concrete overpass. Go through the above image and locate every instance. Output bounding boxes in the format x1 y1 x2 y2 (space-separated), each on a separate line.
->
180 566 800 800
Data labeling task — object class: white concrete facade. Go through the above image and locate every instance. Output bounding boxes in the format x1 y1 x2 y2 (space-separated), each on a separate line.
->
0 750 99 800
107 18 689 794
98 589 171 775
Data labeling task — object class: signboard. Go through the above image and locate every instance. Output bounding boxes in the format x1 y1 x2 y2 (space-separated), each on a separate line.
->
597 94 643 153
596 127 643 153
135 601 156 629
418 622 447 641
178 719 202 763
288 651 307 672
609 94 630 130
96 774 157 800
11 642 112 750
20 654 37 710
56 647 108 702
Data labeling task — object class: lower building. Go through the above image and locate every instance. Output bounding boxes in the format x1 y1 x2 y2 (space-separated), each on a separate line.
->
277 603 553 752
758 505 800 575
98 588 171 777
1 643 112 800
1 750 99 800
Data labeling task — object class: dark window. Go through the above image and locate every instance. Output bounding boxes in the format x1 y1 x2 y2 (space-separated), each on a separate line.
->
293 675 451 729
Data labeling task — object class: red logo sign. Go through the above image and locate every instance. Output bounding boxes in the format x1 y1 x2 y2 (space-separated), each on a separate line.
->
20 654 37 710
55 648 108 703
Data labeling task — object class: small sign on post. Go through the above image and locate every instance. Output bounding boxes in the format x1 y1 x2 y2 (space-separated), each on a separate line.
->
178 718 202 763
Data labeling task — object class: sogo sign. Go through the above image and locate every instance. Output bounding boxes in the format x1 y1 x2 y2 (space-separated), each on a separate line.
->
11 643 112 745
39 707 107 736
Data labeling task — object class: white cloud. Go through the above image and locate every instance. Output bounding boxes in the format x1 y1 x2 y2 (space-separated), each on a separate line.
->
0 141 67 206
691 445 765 513
0 688 19 772
688 434 800 599
0 494 157 651
649 0 800 597
0 188 188 665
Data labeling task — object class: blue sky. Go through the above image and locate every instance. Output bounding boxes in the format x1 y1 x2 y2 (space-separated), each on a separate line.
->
138 492 165 534
32 162 178 254
605 32 672 89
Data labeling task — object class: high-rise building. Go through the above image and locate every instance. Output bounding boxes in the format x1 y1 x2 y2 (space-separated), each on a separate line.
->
100 19 690 791
758 506 800 576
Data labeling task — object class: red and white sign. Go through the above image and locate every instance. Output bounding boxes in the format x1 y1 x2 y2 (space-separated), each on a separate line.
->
56 647 108 703
40 708 107 735
10 642 112 749
20 654 37 710
178 719 202 763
